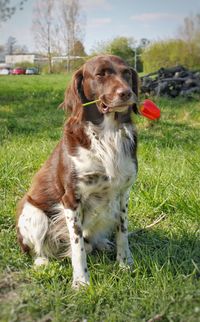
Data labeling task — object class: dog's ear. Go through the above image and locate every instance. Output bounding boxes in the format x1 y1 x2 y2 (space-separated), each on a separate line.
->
59 68 84 120
130 68 139 114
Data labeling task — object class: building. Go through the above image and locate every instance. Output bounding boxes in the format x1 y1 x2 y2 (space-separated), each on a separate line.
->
5 53 47 66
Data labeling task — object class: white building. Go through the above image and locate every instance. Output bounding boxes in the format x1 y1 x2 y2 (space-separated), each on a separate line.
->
5 54 47 65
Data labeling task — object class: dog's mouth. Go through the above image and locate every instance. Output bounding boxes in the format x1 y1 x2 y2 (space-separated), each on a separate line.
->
99 100 134 114
100 102 110 114
98 92 138 114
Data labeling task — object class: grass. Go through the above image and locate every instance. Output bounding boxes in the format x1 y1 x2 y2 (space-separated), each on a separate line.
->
0 74 200 322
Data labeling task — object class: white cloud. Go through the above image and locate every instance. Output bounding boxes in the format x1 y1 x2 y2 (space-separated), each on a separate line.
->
130 13 184 22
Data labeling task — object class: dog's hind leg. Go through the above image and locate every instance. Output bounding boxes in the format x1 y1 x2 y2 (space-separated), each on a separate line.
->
17 202 49 266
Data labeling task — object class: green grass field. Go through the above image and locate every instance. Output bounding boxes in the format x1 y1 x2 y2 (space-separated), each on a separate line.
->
0 74 200 322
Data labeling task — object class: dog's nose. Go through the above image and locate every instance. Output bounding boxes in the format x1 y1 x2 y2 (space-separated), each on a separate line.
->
117 88 132 101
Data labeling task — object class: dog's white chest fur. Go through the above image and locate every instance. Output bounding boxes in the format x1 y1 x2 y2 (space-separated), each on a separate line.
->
71 116 137 240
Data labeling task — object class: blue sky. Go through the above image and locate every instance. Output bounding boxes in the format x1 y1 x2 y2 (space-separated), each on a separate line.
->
1 0 200 53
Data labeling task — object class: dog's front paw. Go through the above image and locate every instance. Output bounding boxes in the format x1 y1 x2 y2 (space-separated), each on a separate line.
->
72 276 90 289
117 253 134 269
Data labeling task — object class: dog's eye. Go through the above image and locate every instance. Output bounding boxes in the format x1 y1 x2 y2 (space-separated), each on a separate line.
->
96 71 105 77
96 68 113 77
123 70 131 81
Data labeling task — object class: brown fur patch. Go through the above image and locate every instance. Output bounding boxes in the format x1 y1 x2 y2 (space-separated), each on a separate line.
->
73 223 83 237
64 122 91 155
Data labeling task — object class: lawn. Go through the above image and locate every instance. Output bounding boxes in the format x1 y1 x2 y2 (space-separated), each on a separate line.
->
0 74 200 322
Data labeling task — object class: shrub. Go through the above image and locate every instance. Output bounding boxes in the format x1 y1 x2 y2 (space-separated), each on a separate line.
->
142 39 200 73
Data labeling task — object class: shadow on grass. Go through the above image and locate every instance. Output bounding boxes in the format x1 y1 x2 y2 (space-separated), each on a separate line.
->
128 228 200 277
24 228 198 283
2 226 199 279
85 228 200 279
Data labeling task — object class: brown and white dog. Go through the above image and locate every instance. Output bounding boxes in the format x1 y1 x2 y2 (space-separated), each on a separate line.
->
17 55 139 288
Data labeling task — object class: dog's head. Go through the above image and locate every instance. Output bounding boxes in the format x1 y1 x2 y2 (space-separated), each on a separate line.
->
61 55 139 123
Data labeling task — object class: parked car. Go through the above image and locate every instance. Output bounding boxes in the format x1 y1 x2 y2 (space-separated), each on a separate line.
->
25 67 39 75
0 68 10 75
12 68 26 75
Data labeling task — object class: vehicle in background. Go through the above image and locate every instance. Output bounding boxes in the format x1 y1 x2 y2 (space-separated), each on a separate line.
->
0 68 11 75
25 67 39 75
12 68 26 75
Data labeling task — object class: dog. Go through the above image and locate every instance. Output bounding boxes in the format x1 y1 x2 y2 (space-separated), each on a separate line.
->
16 55 139 288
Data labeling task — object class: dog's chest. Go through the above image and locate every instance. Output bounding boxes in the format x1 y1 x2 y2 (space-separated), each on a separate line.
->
72 122 137 210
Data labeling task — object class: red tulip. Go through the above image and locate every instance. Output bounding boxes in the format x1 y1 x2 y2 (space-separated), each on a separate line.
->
140 99 161 120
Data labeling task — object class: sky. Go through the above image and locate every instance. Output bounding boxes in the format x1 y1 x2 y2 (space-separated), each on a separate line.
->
1 0 200 54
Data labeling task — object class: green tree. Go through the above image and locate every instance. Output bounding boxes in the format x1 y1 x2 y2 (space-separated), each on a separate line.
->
92 36 136 67
70 40 86 56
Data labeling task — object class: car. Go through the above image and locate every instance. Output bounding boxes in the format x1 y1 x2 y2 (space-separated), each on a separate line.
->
12 68 26 75
0 68 11 75
25 67 39 75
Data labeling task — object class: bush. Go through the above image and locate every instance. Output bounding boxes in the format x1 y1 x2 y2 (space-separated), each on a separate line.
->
39 58 86 74
142 39 200 73
13 61 36 68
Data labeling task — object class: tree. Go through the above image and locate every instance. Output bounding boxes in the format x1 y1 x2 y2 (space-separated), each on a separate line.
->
92 36 136 67
59 0 85 71
32 0 55 73
178 14 200 68
4 36 28 54
6 36 17 54
32 0 85 73
140 38 150 48
0 0 27 25
135 39 150 72
178 14 200 44
141 14 200 73
69 40 86 56
108 37 135 66
14 44 28 53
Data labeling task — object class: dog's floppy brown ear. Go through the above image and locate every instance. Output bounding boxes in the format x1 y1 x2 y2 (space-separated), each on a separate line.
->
60 68 83 120
130 68 139 114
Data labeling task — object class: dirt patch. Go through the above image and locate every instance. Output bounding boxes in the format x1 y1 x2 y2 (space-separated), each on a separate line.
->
0 272 21 302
